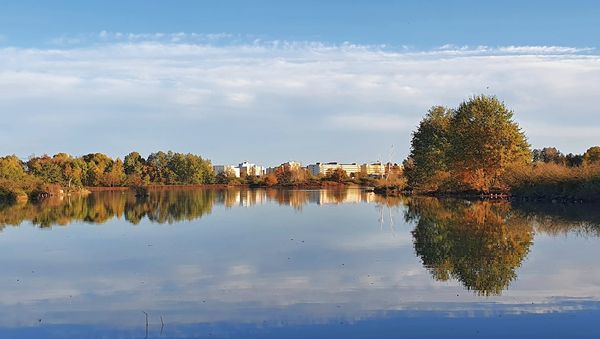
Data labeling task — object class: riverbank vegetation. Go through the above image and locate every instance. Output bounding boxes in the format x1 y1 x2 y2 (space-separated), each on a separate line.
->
0 149 379 204
3 95 598 203
0 155 66 203
0 151 215 203
503 149 600 201
399 95 600 201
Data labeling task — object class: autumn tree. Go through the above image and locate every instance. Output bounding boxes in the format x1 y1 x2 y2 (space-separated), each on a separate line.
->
447 95 530 192
532 147 566 165
101 158 126 187
263 173 279 186
26 155 63 185
82 153 113 186
406 106 452 191
124 152 145 175
146 151 175 184
583 146 600 165
0 155 43 202
1 155 27 181
275 166 309 185
323 168 348 183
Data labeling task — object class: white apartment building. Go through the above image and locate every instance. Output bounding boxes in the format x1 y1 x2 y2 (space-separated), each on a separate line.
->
214 162 267 177
267 161 304 174
238 161 266 176
213 165 241 178
361 162 386 177
307 162 361 177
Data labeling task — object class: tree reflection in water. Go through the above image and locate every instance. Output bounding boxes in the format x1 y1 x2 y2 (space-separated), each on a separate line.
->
1 189 599 298
0 189 216 228
0 188 367 229
406 198 534 296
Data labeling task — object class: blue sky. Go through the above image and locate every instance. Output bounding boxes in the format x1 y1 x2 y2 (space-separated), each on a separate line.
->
0 1 599 165
1 0 599 48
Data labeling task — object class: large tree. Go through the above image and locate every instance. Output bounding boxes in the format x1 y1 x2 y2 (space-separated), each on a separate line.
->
406 106 452 191
532 147 566 165
583 146 600 165
447 95 530 192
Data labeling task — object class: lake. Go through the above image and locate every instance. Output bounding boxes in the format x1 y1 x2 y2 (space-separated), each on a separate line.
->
0 188 599 338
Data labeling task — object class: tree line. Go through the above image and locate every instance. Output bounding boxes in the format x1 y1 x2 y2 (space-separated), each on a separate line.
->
0 151 215 202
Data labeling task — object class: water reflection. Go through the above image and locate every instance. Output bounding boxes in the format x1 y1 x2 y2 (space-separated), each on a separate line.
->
0 189 216 228
0 189 600 338
1 190 598 298
0 188 380 228
513 201 600 236
406 198 533 296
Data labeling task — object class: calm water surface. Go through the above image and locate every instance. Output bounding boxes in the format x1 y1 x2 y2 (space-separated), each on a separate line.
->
0 188 599 338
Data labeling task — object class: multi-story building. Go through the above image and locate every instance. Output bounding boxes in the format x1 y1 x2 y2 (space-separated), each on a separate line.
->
213 165 241 177
282 161 303 171
384 162 403 177
307 162 361 177
238 161 266 176
266 161 303 175
360 162 386 177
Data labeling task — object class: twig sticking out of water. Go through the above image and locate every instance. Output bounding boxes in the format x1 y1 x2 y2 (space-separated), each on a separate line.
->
160 315 165 336
142 311 149 339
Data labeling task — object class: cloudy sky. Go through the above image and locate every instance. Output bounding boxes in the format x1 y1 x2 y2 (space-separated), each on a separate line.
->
0 1 599 166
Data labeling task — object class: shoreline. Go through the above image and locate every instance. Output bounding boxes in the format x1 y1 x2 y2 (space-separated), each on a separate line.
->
86 181 353 192
373 186 596 203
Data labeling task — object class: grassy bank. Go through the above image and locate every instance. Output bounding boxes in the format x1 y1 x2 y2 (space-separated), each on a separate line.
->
503 163 600 202
0 179 77 204
374 163 600 202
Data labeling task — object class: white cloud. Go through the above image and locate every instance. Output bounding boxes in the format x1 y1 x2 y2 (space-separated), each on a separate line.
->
0 37 599 163
326 114 414 131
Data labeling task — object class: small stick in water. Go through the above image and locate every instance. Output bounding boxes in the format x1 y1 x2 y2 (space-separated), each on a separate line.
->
160 315 165 335
142 311 149 338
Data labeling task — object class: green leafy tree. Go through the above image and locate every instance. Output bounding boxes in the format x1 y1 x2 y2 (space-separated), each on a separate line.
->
27 155 63 185
583 146 600 165
81 153 114 186
447 95 530 192
0 155 27 180
406 106 452 191
146 151 214 185
532 147 565 165
124 152 145 176
101 158 126 187
566 153 584 167
0 155 43 202
147 151 175 184
215 170 239 185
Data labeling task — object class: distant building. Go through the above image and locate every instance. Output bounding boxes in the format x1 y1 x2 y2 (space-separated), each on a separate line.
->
238 161 266 176
384 162 403 177
213 165 240 177
307 162 361 177
360 162 385 177
282 161 303 171
266 161 303 175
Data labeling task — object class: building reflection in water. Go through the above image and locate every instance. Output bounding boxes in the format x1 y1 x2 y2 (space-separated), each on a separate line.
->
0 188 379 228
1 188 599 297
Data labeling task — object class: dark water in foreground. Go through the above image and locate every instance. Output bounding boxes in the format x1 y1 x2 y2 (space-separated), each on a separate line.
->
0 188 599 338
